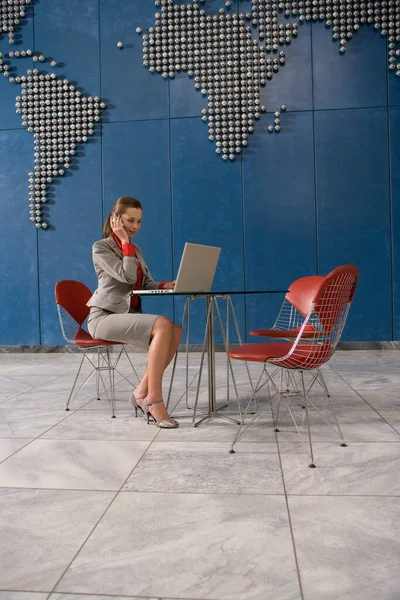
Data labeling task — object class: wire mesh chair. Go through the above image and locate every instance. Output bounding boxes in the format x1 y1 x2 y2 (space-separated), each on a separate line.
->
55 280 140 417
249 274 328 402
227 265 359 467
249 275 325 340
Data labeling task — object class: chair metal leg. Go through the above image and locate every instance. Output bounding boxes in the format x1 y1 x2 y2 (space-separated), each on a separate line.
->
121 346 141 384
300 371 315 468
96 349 101 401
106 347 116 418
316 369 347 447
227 296 256 412
229 367 270 453
65 353 86 411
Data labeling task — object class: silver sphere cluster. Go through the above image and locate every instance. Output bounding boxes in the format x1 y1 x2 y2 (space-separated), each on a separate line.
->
311 0 400 75
4 51 106 228
139 0 293 160
0 0 31 45
139 0 400 160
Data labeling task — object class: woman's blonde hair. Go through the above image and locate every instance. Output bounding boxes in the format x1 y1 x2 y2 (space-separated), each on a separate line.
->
103 196 143 238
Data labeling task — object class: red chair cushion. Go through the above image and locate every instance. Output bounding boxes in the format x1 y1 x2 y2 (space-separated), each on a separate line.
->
228 341 333 369
249 324 318 339
228 342 293 362
74 327 121 349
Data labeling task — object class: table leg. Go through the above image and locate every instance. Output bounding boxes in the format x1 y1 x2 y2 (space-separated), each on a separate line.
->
193 295 241 427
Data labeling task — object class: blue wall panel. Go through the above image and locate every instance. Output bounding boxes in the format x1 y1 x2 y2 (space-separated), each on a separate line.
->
102 120 173 321
243 111 316 337
389 71 400 108
171 117 245 343
0 1 399 345
315 108 391 341
0 130 39 344
312 24 387 110
390 108 400 340
100 0 169 122
38 138 102 344
34 0 100 96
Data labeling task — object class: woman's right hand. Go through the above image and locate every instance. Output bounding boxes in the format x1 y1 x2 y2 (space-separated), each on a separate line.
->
111 214 130 245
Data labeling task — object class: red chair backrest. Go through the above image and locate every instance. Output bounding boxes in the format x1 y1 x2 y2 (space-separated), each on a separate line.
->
55 280 92 326
313 265 359 334
286 275 325 316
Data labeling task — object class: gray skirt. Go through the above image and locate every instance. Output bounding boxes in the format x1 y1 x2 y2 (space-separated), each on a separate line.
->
87 307 159 351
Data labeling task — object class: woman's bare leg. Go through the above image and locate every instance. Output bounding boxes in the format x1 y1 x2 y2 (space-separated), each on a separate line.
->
134 317 181 421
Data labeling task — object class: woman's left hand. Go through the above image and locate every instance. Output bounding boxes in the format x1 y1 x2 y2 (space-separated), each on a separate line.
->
162 281 176 290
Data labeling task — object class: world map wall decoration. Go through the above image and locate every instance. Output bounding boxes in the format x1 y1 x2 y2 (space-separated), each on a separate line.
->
0 0 32 46
139 0 400 161
0 47 106 229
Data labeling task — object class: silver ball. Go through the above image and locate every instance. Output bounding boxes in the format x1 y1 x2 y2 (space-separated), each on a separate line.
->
117 41 124 48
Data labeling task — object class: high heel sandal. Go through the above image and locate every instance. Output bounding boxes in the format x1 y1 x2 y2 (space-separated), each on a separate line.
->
142 399 179 429
129 392 154 422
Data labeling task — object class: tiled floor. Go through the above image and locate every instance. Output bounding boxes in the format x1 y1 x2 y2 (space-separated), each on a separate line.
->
0 350 399 600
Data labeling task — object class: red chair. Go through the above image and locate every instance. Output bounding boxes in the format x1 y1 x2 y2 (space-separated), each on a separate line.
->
228 265 359 467
249 275 325 340
55 280 139 417
249 274 327 399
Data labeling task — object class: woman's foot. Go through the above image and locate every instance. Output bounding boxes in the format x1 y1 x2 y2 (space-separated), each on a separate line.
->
144 398 179 428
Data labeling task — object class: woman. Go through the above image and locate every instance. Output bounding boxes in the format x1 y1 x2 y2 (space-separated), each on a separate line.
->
87 196 181 429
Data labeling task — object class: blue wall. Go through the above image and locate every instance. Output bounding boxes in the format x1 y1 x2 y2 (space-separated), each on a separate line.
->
0 0 399 344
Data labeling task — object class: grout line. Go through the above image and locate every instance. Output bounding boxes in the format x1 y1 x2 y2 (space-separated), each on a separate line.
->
168 78 176 325
3 590 256 600
325 368 400 437
47 433 162 595
46 488 120 597
0 486 398 498
98 0 105 234
240 140 247 343
310 21 319 275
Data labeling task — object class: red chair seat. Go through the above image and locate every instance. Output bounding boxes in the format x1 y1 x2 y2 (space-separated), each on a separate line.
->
228 342 293 362
249 323 318 339
228 341 333 369
74 327 120 349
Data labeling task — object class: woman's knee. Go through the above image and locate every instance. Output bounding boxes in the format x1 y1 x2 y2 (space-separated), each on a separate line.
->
152 316 174 336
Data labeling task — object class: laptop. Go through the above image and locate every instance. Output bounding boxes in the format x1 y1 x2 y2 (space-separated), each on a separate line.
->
133 242 221 295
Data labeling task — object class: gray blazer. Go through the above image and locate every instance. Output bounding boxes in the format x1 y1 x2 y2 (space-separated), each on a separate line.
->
87 236 161 314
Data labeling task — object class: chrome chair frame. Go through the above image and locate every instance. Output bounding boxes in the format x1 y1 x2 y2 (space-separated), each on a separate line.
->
57 304 140 417
228 266 358 467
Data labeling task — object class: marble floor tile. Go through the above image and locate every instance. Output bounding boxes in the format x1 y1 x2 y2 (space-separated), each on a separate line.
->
0 439 150 490
0 438 32 463
375 410 400 433
271 408 400 442
288 496 400 600
357 391 400 411
0 408 69 439
0 374 61 403
158 408 276 443
56 492 301 600
123 441 283 494
0 389 93 411
0 488 114 591
0 593 48 600
279 441 400 495
41 408 159 441
50 595 159 600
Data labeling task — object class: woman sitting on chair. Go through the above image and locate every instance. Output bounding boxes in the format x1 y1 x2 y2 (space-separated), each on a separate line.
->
87 196 181 429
